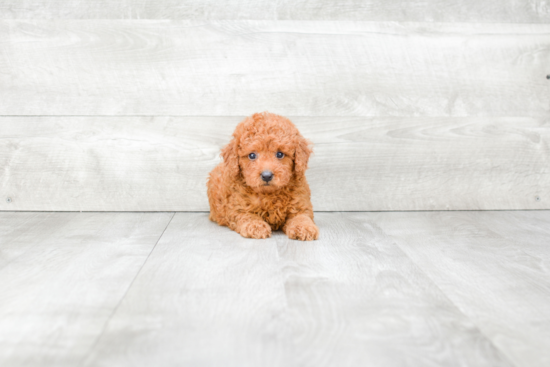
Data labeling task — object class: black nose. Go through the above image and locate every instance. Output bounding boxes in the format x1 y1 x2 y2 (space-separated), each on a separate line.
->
261 170 273 182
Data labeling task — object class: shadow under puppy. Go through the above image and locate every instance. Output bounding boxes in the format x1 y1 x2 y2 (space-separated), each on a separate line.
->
207 112 319 241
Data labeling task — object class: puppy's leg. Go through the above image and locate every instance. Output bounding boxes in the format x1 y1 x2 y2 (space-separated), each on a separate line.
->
231 213 272 239
283 214 319 241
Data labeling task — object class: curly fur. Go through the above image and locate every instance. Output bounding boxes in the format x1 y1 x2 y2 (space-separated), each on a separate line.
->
207 112 319 240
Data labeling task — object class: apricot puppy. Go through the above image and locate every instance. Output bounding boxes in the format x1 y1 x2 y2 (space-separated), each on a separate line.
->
207 112 319 241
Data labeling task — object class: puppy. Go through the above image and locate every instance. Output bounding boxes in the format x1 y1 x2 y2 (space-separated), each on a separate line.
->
207 112 319 241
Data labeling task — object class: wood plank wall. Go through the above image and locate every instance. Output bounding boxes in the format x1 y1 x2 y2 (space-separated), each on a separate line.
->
0 2 549 211
1 1 549 22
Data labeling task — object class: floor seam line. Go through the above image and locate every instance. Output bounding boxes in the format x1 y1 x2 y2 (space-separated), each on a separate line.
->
387 234 521 367
78 212 176 367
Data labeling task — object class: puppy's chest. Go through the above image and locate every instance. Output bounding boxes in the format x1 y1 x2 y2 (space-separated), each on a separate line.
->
249 194 290 228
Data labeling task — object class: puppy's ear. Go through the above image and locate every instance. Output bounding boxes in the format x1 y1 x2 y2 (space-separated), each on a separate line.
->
221 139 240 179
294 136 312 177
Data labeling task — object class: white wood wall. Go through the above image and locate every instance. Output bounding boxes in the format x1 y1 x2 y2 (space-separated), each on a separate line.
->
0 2 549 211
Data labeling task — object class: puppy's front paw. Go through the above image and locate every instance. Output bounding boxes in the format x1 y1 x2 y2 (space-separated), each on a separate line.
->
240 220 272 239
285 218 319 241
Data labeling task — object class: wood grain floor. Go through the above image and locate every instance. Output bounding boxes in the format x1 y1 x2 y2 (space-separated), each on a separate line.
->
1 211 549 366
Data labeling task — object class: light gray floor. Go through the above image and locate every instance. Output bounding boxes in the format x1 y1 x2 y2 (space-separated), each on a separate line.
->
0 211 549 367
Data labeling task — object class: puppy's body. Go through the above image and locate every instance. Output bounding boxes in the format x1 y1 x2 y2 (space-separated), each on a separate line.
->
207 112 319 240
208 165 313 232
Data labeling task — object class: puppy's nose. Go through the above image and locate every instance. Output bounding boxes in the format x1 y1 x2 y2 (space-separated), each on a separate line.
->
261 170 274 182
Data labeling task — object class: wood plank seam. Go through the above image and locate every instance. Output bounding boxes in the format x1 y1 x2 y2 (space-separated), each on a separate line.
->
387 235 519 367
370 212 529 367
80 212 176 366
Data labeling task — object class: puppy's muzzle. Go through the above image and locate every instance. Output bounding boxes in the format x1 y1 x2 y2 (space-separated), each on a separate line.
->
261 170 274 183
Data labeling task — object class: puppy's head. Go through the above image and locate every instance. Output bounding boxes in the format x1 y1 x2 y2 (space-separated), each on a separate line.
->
221 112 312 193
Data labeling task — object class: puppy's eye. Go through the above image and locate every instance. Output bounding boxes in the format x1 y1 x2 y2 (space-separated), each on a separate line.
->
276 152 284 159
248 153 257 160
